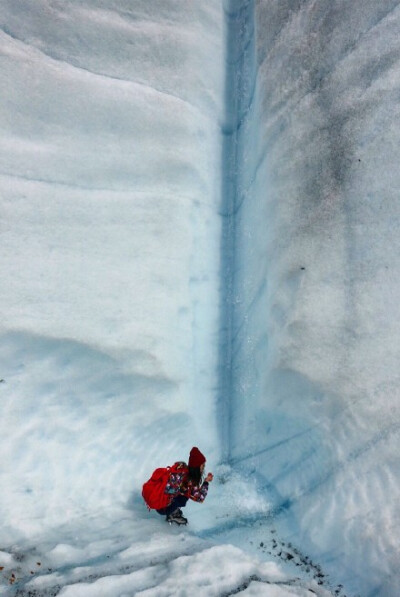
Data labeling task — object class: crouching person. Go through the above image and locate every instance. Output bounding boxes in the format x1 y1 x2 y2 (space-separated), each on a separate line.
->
142 447 213 525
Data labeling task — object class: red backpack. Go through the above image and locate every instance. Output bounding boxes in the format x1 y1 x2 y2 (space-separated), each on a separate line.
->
142 463 181 510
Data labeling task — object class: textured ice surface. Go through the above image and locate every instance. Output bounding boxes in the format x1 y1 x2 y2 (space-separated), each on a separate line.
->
227 1 400 595
1 1 400 596
0 475 334 597
0 0 223 531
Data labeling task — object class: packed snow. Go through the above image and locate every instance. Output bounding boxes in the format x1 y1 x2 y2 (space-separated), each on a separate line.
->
1 0 399 596
0 467 336 596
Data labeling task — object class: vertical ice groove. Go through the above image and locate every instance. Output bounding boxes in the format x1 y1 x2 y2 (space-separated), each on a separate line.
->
219 0 255 462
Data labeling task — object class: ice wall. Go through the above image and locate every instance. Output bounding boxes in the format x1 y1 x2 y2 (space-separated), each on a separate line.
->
1 1 400 594
0 0 224 537
227 1 400 595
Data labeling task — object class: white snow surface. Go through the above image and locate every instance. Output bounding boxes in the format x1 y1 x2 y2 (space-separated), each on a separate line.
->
0 471 334 597
0 0 223 527
0 1 399 596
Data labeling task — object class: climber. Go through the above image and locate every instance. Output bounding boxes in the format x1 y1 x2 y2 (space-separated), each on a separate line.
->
142 446 213 525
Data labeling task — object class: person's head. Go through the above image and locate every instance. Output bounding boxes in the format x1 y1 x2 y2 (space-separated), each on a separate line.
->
188 446 206 484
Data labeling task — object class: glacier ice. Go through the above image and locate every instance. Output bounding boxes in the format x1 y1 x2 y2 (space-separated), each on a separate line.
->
0 0 224 531
0 1 399 596
226 1 400 595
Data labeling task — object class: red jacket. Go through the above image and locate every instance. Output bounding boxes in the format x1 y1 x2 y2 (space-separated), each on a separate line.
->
164 462 209 503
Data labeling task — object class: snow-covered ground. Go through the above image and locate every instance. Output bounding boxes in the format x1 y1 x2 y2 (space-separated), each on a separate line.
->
0 469 337 597
1 1 399 595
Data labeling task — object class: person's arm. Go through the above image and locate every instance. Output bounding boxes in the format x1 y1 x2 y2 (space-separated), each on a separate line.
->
188 473 213 502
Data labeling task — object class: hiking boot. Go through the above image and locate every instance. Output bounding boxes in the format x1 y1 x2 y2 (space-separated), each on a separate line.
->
166 509 188 525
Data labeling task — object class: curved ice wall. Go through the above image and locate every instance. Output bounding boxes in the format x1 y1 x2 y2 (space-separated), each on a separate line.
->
226 1 400 595
1 1 400 594
0 0 224 537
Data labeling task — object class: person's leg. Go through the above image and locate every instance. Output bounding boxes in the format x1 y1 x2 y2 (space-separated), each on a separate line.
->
169 494 188 515
157 495 188 516
164 495 189 524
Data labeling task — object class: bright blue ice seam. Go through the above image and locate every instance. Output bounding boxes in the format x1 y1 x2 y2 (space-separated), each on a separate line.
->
218 0 256 463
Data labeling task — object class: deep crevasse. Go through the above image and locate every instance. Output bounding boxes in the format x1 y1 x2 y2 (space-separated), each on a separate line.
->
219 0 256 462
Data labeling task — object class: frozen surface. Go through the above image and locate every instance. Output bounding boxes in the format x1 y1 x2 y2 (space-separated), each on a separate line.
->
0 472 335 597
227 1 400 595
0 0 223 531
1 0 400 596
